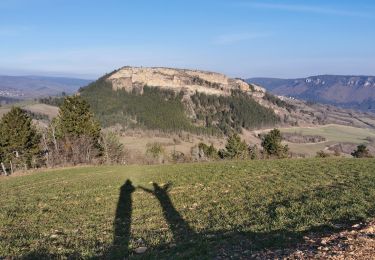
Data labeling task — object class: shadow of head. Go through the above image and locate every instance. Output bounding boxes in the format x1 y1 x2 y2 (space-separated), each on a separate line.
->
121 179 135 193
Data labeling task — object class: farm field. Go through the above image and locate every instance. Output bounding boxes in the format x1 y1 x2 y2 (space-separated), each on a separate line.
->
277 124 375 156
120 124 375 158
0 102 58 119
119 132 225 156
1 158 375 258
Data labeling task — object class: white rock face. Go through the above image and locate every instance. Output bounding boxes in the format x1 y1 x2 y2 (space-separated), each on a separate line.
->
251 83 266 93
107 66 252 96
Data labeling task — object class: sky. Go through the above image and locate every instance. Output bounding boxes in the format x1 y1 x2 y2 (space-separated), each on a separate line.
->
0 0 374 79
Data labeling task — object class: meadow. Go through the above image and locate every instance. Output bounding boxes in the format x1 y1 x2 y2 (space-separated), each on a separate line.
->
1 158 375 258
278 124 375 156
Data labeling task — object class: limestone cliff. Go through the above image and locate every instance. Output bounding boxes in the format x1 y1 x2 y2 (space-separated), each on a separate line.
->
107 66 254 96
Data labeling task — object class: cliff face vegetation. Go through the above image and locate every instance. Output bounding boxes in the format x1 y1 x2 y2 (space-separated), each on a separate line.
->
79 67 280 134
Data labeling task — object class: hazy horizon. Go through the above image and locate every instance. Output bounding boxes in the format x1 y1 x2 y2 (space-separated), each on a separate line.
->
1 0 374 79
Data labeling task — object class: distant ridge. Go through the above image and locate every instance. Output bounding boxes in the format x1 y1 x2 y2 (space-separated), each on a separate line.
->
247 75 375 112
0 75 92 99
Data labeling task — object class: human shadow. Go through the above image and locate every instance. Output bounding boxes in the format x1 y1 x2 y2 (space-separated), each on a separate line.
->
20 180 136 260
109 179 135 259
135 181 370 258
18 179 371 259
139 182 196 243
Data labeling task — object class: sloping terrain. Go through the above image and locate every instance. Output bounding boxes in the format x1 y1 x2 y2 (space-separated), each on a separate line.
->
80 67 280 134
1 159 374 258
248 75 375 112
0 75 92 99
79 67 375 135
254 124 375 157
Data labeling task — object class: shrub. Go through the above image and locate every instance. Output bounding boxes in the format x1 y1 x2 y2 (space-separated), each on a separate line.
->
146 142 166 164
100 131 126 164
316 150 330 158
351 144 372 158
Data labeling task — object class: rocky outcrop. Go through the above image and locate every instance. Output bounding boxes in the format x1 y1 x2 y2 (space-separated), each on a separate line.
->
107 66 253 96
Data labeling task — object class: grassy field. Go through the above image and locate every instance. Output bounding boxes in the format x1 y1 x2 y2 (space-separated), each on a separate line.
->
277 124 375 156
1 159 375 259
0 102 58 119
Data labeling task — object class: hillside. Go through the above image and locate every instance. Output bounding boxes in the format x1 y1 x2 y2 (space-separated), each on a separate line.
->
248 75 375 112
79 67 375 136
0 75 92 99
1 159 374 258
80 67 280 134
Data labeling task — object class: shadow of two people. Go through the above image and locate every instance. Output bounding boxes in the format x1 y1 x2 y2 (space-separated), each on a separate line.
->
110 180 194 258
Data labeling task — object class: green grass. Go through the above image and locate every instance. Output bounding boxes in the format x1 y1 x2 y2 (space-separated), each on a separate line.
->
279 124 375 156
1 159 375 258
281 124 375 143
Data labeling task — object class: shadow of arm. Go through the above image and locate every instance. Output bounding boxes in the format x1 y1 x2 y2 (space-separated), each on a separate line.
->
138 186 154 194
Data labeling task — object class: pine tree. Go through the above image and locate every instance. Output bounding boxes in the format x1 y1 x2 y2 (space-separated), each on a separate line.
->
0 107 42 170
221 134 248 159
261 129 289 158
55 96 101 141
351 144 371 158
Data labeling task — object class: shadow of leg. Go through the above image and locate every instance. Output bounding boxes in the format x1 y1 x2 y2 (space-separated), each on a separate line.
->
110 179 135 258
140 183 195 243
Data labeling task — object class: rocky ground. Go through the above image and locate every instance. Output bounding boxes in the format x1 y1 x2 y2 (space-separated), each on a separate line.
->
251 220 375 259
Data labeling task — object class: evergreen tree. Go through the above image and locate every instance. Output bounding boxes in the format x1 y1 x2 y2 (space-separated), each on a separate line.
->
55 96 101 142
220 134 248 159
198 142 219 160
0 107 42 169
351 144 371 158
261 129 289 158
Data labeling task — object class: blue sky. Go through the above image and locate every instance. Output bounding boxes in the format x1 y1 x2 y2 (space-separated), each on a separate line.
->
0 0 374 79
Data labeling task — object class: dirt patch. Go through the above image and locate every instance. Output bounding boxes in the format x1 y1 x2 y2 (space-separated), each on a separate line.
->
251 220 375 259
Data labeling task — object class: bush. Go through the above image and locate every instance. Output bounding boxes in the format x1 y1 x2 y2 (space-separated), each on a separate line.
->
316 150 330 158
170 150 187 163
100 131 126 164
146 142 166 164
351 144 372 158
248 145 260 160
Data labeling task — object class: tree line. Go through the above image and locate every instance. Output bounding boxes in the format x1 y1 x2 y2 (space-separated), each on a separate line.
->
0 95 372 175
195 129 290 161
0 96 126 175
